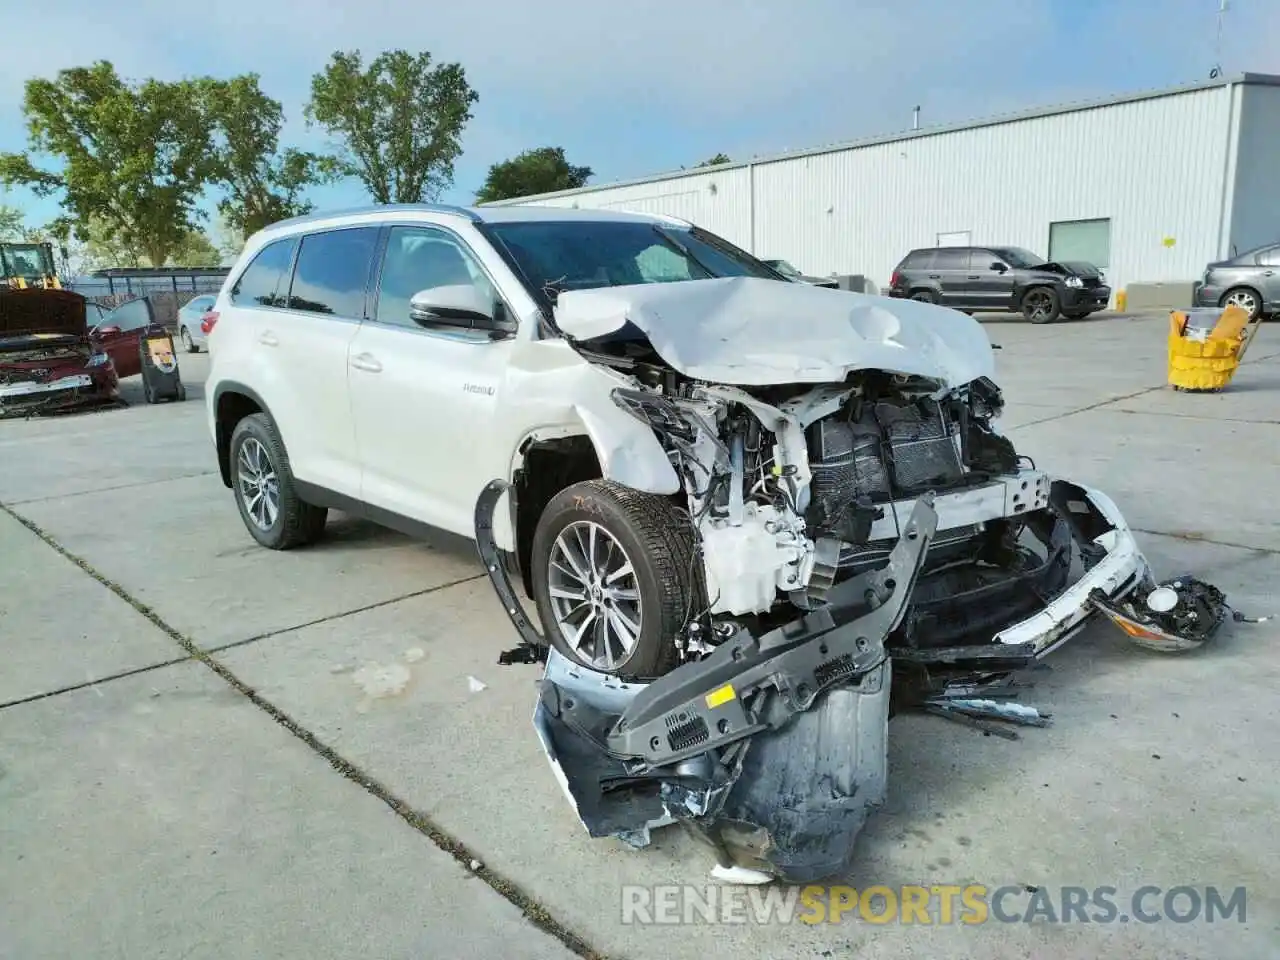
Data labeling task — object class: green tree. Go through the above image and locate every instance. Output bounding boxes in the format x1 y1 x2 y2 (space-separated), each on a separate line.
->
205 74 337 236
475 147 592 204
0 204 25 240
0 61 218 267
304 49 478 204
169 229 221 266
696 153 731 167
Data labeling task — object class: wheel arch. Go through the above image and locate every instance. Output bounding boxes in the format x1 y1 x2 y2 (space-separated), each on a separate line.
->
1220 284 1263 314
505 408 682 598
213 381 272 488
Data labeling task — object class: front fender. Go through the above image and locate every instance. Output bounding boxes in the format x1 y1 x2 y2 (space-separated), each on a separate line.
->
574 401 681 495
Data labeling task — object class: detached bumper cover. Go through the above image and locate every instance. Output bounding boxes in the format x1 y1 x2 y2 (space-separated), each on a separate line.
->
480 476 1212 884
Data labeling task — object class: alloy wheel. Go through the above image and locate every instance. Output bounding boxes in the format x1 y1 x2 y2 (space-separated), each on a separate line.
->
236 437 280 531
546 521 643 671
1025 290 1053 321
1224 290 1258 317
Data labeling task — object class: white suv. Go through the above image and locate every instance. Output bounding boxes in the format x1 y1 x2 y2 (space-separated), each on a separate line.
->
206 203 1166 683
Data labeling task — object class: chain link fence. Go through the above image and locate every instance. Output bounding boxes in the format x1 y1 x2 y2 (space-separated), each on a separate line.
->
70 272 228 329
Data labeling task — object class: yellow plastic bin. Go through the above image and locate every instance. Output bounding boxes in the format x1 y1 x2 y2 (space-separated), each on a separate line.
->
1167 306 1249 392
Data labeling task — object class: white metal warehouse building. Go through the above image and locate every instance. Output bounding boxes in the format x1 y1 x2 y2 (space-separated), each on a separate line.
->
487 73 1280 303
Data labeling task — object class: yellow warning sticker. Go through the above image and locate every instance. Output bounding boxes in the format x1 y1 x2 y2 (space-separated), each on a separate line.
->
705 684 736 709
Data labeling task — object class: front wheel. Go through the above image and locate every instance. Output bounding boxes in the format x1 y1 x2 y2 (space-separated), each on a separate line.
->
1022 286 1061 324
228 413 328 550
530 479 699 679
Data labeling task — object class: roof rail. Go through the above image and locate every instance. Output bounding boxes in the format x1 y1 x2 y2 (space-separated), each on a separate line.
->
267 203 481 231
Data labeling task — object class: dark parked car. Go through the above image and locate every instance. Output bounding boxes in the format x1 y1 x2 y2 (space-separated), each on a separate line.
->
1193 241 1279 320
762 258 839 289
887 246 1111 323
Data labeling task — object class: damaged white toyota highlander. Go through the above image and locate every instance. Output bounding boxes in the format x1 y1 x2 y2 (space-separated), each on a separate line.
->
206 204 1237 885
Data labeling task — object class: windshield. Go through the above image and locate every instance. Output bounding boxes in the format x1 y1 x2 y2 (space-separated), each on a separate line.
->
485 220 783 304
991 247 1046 268
1 243 55 279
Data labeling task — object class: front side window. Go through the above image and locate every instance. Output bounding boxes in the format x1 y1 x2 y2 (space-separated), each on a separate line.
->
486 220 779 303
287 227 379 318
375 226 499 329
230 237 298 307
1256 246 1280 267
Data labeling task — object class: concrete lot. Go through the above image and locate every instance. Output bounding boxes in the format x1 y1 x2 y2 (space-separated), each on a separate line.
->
2 313 1277 959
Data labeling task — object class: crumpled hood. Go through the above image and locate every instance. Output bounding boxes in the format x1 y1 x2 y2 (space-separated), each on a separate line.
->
554 276 995 387
0 288 88 341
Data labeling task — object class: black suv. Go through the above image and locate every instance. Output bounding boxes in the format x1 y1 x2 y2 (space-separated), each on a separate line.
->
887 246 1111 323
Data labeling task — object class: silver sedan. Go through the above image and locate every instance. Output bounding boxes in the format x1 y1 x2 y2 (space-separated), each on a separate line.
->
176 294 218 353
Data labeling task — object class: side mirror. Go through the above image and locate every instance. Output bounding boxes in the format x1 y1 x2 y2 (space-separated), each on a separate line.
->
990 262 1007 273
409 285 513 334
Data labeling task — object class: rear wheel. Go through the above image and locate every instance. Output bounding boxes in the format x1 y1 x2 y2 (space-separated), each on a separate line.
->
180 327 197 353
909 289 937 304
530 479 699 679
1022 286 1061 324
1220 287 1262 321
229 413 327 550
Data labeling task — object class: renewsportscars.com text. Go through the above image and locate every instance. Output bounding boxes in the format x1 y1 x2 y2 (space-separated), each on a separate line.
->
621 884 1247 926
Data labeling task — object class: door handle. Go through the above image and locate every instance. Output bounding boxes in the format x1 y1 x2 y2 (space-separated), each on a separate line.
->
258 331 279 347
928 274 940 279
1265 270 1275 277
351 352 382 373
966 275 980 280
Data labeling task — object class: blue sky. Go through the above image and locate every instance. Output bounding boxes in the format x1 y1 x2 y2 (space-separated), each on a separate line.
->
2 0 1277 237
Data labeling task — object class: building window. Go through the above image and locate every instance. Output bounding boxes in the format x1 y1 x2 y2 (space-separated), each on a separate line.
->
1048 218 1111 268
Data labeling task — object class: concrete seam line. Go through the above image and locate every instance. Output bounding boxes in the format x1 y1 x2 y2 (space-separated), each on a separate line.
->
0 656 194 711
0 502 616 960
1132 527 1280 556
5 469 220 506
203 574 487 654
1007 383 1166 430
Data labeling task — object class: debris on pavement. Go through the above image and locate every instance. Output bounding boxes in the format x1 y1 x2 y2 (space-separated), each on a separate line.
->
467 676 488 693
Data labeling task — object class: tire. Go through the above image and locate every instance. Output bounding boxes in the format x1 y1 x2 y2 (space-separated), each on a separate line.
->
1220 287 1262 321
180 327 197 353
909 289 937 304
1021 286 1061 324
176 383 187 402
530 479 699 679
143 380 155 404
228 412 328 550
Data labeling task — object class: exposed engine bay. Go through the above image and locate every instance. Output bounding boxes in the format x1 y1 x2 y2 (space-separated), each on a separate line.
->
0 288 118 418
607 363 1058 668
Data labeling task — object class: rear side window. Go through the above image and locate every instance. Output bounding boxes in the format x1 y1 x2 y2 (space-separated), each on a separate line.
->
900 250 934 270
287 228 380 318
933 248 971 270
230 237 298 307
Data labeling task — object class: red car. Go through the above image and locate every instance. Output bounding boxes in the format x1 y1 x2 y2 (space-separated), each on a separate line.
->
0 288 132 417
